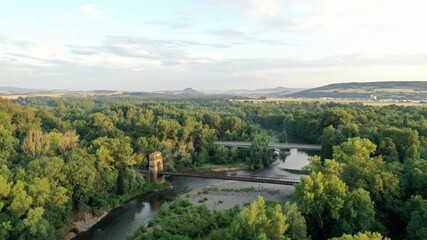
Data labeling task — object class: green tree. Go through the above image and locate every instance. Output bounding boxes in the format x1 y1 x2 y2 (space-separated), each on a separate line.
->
402 159 427 199
405 195 427 240
249 134 272 170
283 202 307 240
8 180 33 218
155 118 181 142
229 146 239 162
230 196 289 240
377 138 399 163
0 126 18 160
63 149 97 210
0 174 12 212
295 160 375 239
333 137 376 162
333 138 399 200
279 130 288 143
214 145 229 164
330 232 390 240
321 125 336 159
381 127 420 161
194 148 209 166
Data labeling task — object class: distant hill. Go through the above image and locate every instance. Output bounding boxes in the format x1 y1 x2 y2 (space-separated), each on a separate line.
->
0 87 206 99
6 82 427 101
212 87 306 97
152 88 205 96
289 81 427 100
0 86 49 95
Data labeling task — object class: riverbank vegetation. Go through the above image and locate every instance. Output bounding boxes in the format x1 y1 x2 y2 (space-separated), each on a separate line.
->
1 96 427 239
128 195 308 240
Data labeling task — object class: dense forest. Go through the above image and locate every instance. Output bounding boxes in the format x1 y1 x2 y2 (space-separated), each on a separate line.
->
1 96 427 239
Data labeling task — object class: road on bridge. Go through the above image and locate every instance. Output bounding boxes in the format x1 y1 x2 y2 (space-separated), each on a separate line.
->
214 141 321 151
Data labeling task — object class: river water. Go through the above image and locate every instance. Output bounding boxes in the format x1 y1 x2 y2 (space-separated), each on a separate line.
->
76 146 316 240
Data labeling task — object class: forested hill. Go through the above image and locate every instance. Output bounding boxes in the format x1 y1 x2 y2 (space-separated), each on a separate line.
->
289 81 427 100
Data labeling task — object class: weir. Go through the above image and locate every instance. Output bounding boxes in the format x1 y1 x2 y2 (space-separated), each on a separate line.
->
214 141 321 151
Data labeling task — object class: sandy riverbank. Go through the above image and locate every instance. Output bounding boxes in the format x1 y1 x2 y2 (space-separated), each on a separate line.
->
64 185 170 240
184 181 294 210
64 211 110 240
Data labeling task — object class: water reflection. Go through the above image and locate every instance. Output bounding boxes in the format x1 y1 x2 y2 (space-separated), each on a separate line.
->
283 149 310 170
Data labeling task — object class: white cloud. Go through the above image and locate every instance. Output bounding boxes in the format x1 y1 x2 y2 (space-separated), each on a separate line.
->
81 4 105 18
0 34 67 65
232 0 282 17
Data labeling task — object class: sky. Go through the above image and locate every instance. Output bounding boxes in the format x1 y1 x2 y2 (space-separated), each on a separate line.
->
1 0 427 91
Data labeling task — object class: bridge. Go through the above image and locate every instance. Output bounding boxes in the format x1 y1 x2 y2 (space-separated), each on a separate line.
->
214 141 321 151
157 171 300 185
142 152 301 185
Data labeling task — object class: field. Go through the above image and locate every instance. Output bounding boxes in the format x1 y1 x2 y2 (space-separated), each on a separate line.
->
316 88 427 93
234 98 427 107
2 92 426 107
0 91 125 100
0 93 66 99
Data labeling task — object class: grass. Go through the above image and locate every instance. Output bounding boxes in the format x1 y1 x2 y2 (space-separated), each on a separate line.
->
196 186 219 196
196 161 247 171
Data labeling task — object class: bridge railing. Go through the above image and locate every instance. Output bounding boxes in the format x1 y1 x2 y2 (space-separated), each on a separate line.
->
137 167 302 185
157 171 301 184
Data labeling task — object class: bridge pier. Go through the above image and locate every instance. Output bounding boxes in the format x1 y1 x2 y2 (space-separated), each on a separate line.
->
149 152 165 184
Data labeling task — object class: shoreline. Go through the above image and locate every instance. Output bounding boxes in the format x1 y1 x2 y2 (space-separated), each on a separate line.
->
63 185 170 240
63 164 262 239
63 164 246 239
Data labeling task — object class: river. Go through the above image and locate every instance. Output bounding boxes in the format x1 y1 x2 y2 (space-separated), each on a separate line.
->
75 145 316 240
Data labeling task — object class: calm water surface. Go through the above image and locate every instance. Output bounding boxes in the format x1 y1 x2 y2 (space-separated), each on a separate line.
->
76 144 317 240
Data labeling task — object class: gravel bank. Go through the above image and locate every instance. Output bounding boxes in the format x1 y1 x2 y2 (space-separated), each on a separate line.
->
185 181 294 210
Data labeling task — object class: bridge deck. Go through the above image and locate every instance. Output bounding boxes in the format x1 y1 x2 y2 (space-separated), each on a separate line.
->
158 171 300 185
214 141 321 150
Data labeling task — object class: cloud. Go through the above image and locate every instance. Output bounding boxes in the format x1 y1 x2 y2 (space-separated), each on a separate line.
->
67 35 227 68
81 4 105 18
2 48 427 91
208 27 293 46
187 0 283 18
228 0 282 17
0 34 67 65
209 28 247 39
141 16 192 30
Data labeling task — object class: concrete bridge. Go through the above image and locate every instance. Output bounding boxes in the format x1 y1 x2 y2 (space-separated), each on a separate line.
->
141 152 301 185
214 141 321 151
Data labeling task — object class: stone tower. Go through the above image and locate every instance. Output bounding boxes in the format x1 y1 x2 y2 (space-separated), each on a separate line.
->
149 152 164 184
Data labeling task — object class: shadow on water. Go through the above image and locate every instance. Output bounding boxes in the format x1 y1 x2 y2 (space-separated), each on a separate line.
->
75 177 224 240
75 146 319 240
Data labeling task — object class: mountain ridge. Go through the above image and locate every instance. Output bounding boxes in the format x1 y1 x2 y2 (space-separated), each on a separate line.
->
289 81 427 100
